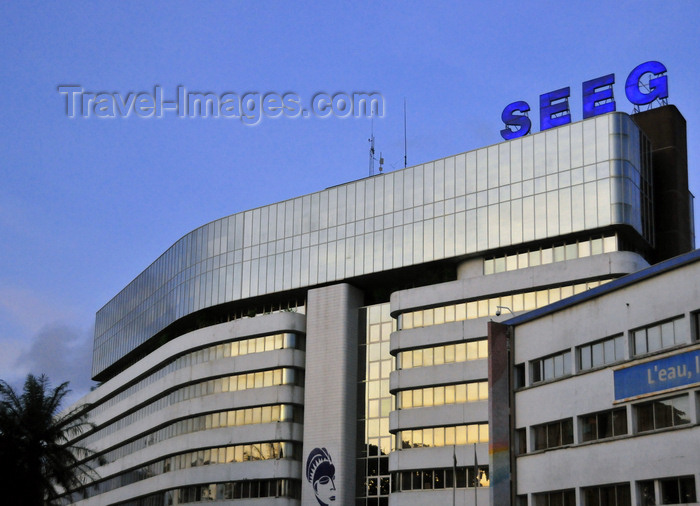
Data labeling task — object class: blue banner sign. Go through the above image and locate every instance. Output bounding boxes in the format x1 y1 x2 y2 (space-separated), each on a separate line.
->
501 61 668 140
614 348 700 400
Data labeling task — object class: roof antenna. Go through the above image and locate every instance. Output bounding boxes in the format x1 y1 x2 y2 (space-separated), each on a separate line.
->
368 119 384 175
403 97 408 168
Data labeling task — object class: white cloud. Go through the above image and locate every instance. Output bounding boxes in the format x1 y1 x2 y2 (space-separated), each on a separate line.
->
0 284 95 407
15 323 96 407
0 285 79 335
0 337 32 384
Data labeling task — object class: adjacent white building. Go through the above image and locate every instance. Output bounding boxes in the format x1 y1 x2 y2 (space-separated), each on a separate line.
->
492 249 700 506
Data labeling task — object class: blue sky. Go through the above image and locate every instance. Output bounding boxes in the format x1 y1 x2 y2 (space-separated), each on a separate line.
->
1 1 699 404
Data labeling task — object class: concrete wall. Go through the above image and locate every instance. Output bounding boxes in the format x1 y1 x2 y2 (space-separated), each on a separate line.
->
391 251 649 316
302 283 364 506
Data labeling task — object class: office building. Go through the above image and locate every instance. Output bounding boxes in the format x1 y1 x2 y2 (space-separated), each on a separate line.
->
64 104 694 506
489 249 700 505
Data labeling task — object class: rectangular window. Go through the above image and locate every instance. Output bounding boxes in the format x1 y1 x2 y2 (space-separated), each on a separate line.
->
532 350 571 383
580 408 627 442
468 466 490 488
514 363 525 388
534 489 576 506
579 334 625 370
632 317 684 356
636 395 690 432
660 476 697 504
515 428 526 455
638 480 655 506
638 476 697 505
582 483 631 506
532 419 573 451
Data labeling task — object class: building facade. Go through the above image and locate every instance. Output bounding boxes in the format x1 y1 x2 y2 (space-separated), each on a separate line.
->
489 249 700 505
65 105 693 506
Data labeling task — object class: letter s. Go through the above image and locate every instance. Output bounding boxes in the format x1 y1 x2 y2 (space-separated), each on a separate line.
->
500 101 531 140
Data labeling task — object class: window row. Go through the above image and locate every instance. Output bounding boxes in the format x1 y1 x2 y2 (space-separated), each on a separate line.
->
533 489 576 506
639 476 697 505
523 394 692 453
484 235 617 275
636 395 690 432
397 423 489 449
532 349 572 383
526 316 689 388
397 339 487 369
398 279 611 330
581 407 627 442
92 332 301 417
95 285 304 382
521 476 696 506
110 479 302 505
533 418 574 451
75 441 300 500
89 404 300 468
582 483 630 506
81 368 301 448
579 334 624 371
397 382 488 409
390 466 490 492
633 317 684 356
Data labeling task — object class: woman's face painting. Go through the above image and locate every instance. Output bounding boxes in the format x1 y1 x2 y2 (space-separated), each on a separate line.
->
314 474 336 504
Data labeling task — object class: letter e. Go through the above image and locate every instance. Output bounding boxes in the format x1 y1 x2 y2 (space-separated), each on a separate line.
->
583 74 616 119
540 87 571 131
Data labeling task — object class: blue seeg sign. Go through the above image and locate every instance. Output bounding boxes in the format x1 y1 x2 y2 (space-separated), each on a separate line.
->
501 60 669 140
614 348 700 400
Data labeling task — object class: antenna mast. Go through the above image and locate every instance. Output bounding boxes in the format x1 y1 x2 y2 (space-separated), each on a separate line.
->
367 119 384 175
404 98 408 168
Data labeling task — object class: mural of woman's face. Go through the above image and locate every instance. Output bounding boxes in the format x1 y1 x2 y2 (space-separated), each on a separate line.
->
314 474 336 504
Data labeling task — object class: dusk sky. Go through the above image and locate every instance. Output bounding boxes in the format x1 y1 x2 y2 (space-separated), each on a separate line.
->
2 1 699 405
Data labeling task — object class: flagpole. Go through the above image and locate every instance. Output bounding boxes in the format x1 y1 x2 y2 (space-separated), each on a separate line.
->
474 442 478 506
452 444 456 506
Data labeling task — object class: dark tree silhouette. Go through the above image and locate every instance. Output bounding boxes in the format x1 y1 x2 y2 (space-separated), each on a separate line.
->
0 374 97 506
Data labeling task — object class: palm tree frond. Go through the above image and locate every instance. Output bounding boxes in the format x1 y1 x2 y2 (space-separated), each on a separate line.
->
0 374 99 505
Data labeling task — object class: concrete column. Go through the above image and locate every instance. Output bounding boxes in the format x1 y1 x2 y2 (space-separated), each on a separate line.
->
633 105 694 261
488 321 512 505
302 283 364 506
